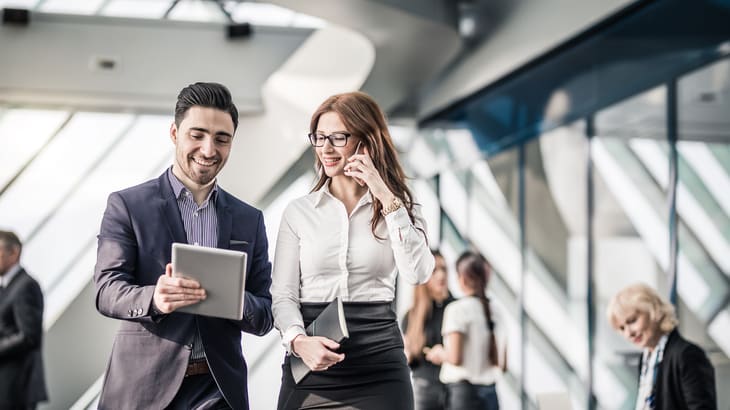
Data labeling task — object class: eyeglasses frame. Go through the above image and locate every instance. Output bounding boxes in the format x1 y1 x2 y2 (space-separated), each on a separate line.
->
307 132 352 147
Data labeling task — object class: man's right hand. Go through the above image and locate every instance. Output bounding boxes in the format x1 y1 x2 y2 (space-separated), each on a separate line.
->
152 263 206 314
291 335 345 372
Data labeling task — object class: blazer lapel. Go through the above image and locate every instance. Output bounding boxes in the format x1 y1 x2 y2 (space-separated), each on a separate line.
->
1 268 26 301
216 190 232 249
158 172 187 244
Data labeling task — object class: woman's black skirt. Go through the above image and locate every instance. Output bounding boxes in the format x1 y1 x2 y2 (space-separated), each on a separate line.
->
277 301 414 410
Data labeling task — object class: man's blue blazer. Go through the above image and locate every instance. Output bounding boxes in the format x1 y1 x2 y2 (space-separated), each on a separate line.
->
94 171 273 410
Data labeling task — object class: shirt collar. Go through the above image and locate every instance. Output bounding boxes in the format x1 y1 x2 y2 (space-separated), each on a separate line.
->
312 179 373 209
1 263 21 288
167 167 218 204
312 181 328 208
642 332 670 364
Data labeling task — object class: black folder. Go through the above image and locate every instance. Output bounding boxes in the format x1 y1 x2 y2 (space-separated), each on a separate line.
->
290 297 349 384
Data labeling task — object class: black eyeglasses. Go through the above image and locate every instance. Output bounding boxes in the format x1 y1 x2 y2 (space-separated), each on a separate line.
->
308 132 351 147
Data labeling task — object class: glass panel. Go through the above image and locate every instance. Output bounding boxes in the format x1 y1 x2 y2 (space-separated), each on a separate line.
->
0 108 68 190
438 211 466 290
100 0 172 19
677 57 730 404
406 132 442 178
412 178 440 248
523 122 589 409
593 86 669 410
470 152 522 408
39 0 105 15
0 112 134 241
470 158 521 292
388 123 415 151
22 115 171 292
445 128 483 166
413 142 522 406
224 1 326 28
228 2 295 26
439 168 468 234
167 0 227 22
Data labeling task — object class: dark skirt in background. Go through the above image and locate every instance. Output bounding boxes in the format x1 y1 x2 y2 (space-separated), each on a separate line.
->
277 301 414 410
446 381 499 410
413 377 447 410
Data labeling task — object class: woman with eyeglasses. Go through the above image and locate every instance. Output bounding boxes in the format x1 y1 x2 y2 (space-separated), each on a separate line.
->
607 283 716 410
271 91 435 410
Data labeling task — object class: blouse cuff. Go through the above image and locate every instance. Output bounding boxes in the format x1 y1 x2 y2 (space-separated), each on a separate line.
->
282 325 307 356
384 206 411 239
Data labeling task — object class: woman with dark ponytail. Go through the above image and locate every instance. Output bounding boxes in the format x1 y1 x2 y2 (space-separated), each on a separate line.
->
425 250 506 410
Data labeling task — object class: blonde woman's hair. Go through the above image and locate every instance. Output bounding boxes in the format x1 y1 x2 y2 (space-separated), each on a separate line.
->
606 283 678 334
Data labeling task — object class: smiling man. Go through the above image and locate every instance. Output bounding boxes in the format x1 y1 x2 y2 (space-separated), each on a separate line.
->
93 82 273 410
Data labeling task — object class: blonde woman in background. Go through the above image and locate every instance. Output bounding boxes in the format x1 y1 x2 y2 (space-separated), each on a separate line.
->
607 283 716 410
402 250 455 410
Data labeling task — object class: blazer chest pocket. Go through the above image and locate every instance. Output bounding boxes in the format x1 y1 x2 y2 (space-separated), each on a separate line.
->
229 239 249 252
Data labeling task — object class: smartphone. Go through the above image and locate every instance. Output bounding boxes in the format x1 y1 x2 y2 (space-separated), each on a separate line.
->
350 141 365 185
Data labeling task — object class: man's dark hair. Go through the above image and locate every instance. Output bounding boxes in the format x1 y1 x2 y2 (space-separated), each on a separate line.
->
174 82 239 130
0 230 22 255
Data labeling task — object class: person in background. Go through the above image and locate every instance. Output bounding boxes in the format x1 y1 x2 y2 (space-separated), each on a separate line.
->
272 91 435 410
607 283 716 410
426 250 505 410
0 230 48 410
93 82 273 410
402 250 454 410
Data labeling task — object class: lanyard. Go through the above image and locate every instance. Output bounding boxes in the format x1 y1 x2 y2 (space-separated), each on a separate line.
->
638 334 669 410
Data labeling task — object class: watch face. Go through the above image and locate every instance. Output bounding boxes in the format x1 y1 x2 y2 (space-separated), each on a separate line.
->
382 197 403 215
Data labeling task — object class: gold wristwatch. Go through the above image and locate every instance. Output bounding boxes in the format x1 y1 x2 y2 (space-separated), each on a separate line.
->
381 196 403 216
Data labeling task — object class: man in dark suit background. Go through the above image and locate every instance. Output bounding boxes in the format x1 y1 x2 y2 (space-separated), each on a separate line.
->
0 230 48 410
94 82 273 410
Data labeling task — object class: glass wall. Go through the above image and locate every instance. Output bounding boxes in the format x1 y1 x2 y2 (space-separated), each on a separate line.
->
403 127 523 407
593 86 670 409
524 122 589 409
676 58 730 396
471 151 522 409
412 56 730 409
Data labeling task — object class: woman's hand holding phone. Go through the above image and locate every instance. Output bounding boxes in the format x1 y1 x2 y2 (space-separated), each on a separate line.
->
345 142 396 206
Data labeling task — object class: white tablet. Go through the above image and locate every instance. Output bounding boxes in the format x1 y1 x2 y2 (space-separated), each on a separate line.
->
171 242 247 320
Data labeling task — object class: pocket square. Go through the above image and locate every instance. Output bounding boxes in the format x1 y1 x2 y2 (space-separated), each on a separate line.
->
230 240 249 246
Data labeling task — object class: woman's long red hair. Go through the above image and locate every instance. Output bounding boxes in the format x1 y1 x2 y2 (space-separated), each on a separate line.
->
309 91 416 237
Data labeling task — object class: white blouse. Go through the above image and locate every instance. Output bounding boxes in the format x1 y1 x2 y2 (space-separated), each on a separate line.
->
271 183 435 351
440 296 503 386
635 334 669 410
